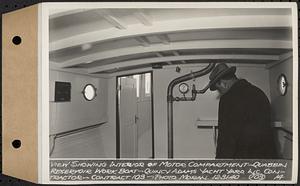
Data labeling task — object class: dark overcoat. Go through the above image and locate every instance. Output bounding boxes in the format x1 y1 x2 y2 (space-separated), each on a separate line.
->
216 79 278 159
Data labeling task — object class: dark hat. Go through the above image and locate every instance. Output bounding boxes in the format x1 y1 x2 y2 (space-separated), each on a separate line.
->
209 63 236 91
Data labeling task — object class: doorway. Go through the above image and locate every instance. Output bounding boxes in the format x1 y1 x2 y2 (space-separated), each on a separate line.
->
116 72 154 158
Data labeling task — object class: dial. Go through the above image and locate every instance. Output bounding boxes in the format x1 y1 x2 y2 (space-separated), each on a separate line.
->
277 74 288 96
179 83 189 94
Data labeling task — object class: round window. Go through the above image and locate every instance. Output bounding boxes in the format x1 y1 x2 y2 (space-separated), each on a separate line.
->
82 84 97 101
277 74 288 96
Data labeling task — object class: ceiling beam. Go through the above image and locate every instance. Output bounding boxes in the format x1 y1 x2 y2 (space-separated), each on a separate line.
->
172 51 186 63
49 9 87 19
155 52 164 57
279 51 293 61
155 52 172 65
88 54 279 73
95 10 127 29
50 15 291 52
134 10 152 26
57 39 292 68
265 51 293 69
164 63 266 69
50 62 109 78
135 36 151 47
157 34 170 45
172 51 180 56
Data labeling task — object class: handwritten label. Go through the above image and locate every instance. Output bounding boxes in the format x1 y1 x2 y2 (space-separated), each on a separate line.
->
49 160 291 182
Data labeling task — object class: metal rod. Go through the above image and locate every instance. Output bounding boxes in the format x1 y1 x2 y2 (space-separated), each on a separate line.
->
277 127 293 135
167 101 173 158
54 122 107 138
49 122 107 156
167 63 215 158
193 83 211 94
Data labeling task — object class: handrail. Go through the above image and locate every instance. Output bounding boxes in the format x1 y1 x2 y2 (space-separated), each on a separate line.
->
49 121 107 156
277 127 293 136
51 121 107 139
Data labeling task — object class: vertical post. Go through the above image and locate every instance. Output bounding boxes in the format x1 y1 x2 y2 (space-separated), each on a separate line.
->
167 100 173 158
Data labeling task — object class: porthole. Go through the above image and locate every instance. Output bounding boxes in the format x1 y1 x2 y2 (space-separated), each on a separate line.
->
277 74 288 96
82 84 97 101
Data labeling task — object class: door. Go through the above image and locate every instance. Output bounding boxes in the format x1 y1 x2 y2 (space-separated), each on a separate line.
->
119 77 138 158
136 73 153 158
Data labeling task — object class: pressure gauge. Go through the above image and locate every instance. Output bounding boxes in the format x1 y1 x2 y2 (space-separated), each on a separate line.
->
277 74 288 96
179 83 189 94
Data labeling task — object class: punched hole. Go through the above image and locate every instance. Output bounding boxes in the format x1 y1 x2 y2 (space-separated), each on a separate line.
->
12 36 22 45
12 140 21 149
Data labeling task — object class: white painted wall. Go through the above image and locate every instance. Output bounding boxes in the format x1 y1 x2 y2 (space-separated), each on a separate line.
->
153 65 271 158
50 70 108 134
269 58 293 159
50 70 115 158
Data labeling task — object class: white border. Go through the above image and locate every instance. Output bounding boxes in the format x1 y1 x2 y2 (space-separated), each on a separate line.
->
40 2 298 184
40 3 50 184
291 4 298 184
37 3 42 183
44 2 296 9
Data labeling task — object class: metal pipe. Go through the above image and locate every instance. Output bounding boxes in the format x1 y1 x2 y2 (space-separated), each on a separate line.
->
193 83 211 94
167 63 215 158
167 101 174 158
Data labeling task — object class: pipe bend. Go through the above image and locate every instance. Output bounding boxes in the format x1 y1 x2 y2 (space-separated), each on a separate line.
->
167 63 215 100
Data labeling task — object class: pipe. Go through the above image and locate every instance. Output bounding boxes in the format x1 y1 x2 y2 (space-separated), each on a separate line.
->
193 83 211 94
167 63 215 158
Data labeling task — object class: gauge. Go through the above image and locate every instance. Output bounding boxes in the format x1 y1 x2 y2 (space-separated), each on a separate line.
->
277 74 288 96
179 83 189 94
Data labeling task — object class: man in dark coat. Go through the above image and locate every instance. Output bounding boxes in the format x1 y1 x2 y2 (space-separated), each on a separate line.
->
209 63 277 159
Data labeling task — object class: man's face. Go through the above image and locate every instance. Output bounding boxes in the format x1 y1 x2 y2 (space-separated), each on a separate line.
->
215 80 228 95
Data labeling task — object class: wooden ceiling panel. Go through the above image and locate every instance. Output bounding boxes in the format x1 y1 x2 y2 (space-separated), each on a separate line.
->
178 48 291 56
168 28 292 42
54 39 291 68
49 8 293 75
87 54 280 74
146 8 291 22
76 53 157 68
50 37 140 62
49 14 291 52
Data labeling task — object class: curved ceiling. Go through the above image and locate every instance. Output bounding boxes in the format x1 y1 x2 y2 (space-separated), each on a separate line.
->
49 8 293 75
